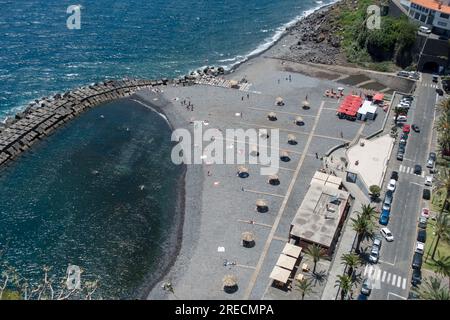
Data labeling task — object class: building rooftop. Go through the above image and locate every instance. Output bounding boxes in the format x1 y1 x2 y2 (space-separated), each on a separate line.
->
358 101 378 115
346 135 394 189
411 0 450 15
291 179 350 248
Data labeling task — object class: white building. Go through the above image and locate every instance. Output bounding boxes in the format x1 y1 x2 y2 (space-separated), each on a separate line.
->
401 0 450 35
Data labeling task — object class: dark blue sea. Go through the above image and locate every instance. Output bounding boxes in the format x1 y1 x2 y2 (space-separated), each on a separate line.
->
0 0 334 298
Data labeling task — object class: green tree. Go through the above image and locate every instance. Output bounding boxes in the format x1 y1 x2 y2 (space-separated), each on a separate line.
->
341 253 362 277
430 251 450 287
335 274 354 300
305 244 326 274
351 214 373 253
358 204 377 221
413 276 450 300
296 278 315 300
431 212 450 260
369 185 381 200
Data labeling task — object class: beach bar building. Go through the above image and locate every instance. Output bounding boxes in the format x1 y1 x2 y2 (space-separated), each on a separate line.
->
289 172 352 257
336 95 363 120
357 100 378 121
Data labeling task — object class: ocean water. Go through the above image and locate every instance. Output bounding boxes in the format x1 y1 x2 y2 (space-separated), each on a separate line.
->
0 99 183 299
0 0 334 118
0 0 334 299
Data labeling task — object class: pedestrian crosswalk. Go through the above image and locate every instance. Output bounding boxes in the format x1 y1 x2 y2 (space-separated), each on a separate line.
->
195 77 253 92
399 165 425 177
363 265 407 290
421 83 439 89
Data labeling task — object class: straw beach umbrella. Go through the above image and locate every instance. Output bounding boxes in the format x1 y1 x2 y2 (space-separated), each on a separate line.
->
287 134 297 145
229 80 239 89
280 151 290 162
241 231 255 248
250 145 259 157
267 112 277 121
268 175 280 186
302 100 310 110
237 166 249 178
256 199 269 213
295 116 304 126
275 97 284 106
223 275 238 293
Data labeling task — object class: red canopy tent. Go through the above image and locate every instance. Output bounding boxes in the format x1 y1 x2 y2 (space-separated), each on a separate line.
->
373 93 384 102
337 95 362 117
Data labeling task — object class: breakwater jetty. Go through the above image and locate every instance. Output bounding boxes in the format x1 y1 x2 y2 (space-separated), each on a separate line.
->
0 64 227 169
0 78 178 168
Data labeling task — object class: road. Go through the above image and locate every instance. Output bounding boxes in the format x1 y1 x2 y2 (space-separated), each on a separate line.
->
368 73 440 300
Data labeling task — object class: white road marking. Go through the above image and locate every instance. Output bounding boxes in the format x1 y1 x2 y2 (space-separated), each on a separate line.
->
387 273 391 283
392 274 397 286
388 292 407 300
397 276 402 288
375 269 382 282
402 278 407 290
382 271 387 282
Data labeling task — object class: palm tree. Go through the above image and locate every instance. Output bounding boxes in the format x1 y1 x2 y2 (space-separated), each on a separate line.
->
357 204 377 221
431 212 450 260
438 97 450 114
413 276 450 300
341 253 362 277
305 244 326 274
335 274 354 300
351 214 373 253
296 278 315 300
430 251 450 287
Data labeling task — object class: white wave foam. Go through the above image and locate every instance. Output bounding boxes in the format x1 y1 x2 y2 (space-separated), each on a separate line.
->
216 0 338 71
131 98 170 126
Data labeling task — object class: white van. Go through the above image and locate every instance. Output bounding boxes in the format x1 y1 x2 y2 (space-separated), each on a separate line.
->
419 26 431 34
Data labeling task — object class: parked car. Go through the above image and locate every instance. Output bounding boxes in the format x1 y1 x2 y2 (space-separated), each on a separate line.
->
384 190 393 206
432 74 439 82
390 171 399 181
411 268 422 286
382 202 391 211
361 278 372 296
373 236 382 249
369 246 380 263
381 227 394 241
429 152 437 161
357 293 368 300
387 179 397 192
418 216 427 229
423 189 431 200
403 124 411 133
415 242 425 254
397 152 404 161
399 137 407 146
412 124 420 132
396 115 408 122
425 176 433 186
414 165 422 175
379 210 390 226
419 26 431 34
412 252 423 269
436 88 444 96
421 208 430 219
401 133 409 141
397 71 410 77
417 229 427 243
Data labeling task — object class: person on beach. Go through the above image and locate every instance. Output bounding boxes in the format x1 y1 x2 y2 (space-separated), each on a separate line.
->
241 96 244 101
247 93 249 99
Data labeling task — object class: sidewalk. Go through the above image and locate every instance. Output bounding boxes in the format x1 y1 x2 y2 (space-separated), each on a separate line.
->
321 153 370 300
